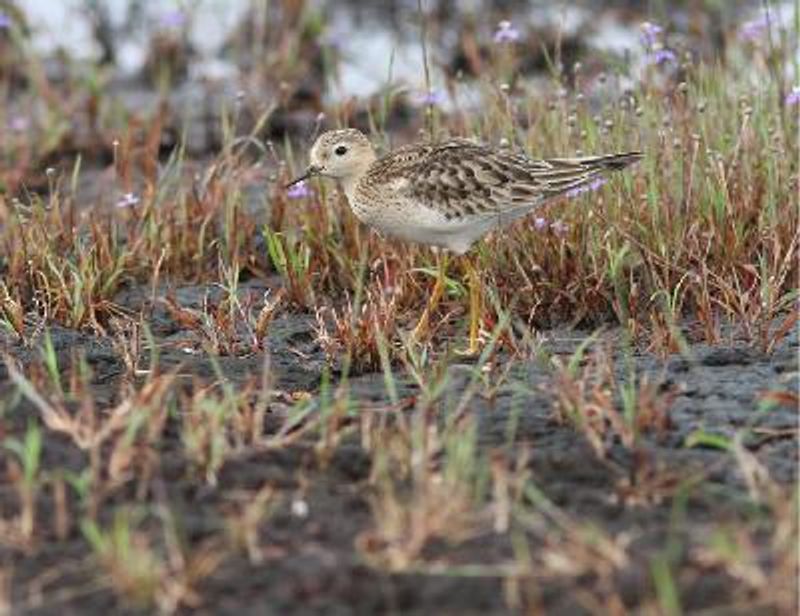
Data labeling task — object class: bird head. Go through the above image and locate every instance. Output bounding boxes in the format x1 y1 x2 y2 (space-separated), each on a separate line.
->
287 129 376 188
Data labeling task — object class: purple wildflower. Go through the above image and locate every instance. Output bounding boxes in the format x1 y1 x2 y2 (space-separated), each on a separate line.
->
565 177 607 198
8 116 29 132
646 48 677 66
0 12 11 29
286 180 313 199
640 21 663 47
317 33 340 50
533 217 548 231
589 177 608 191
160 9 186 29
116 192 140 208
413 89 447 107
738 15 770 41
550 220 569 236
493 20 520 44
785 86 800 106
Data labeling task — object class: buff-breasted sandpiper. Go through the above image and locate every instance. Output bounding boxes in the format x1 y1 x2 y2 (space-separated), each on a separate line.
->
288 128 641 352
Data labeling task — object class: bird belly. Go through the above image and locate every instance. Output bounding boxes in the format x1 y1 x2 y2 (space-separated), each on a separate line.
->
364 205 497 255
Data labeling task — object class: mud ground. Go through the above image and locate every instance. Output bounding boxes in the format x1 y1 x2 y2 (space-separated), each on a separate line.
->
1 282 797 615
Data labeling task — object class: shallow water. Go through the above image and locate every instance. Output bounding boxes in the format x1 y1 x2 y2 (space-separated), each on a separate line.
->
12 0 721 98
16 0 795 113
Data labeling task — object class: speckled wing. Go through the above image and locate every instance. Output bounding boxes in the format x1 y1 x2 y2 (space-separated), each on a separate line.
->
368 139 641 223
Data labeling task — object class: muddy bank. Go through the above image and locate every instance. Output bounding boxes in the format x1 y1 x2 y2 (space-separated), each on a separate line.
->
2 284 796 615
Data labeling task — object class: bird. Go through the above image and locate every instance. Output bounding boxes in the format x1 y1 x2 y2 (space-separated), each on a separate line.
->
287 128 641 353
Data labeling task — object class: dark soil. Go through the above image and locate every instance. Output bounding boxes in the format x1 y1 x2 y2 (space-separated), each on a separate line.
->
1 283 797 615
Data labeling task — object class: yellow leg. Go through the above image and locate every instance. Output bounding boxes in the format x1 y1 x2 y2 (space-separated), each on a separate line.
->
464 257 482 356
412 252 448 343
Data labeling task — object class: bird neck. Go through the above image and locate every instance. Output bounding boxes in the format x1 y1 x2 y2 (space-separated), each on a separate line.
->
340 174 362 202
340 154 376 202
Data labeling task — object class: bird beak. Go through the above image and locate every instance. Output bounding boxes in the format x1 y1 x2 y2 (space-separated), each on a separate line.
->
285 165 321 188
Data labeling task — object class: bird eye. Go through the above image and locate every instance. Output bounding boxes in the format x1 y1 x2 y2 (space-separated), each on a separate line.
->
334 145 348 156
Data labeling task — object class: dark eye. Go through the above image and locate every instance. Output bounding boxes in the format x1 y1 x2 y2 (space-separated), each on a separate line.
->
334 145 348 156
